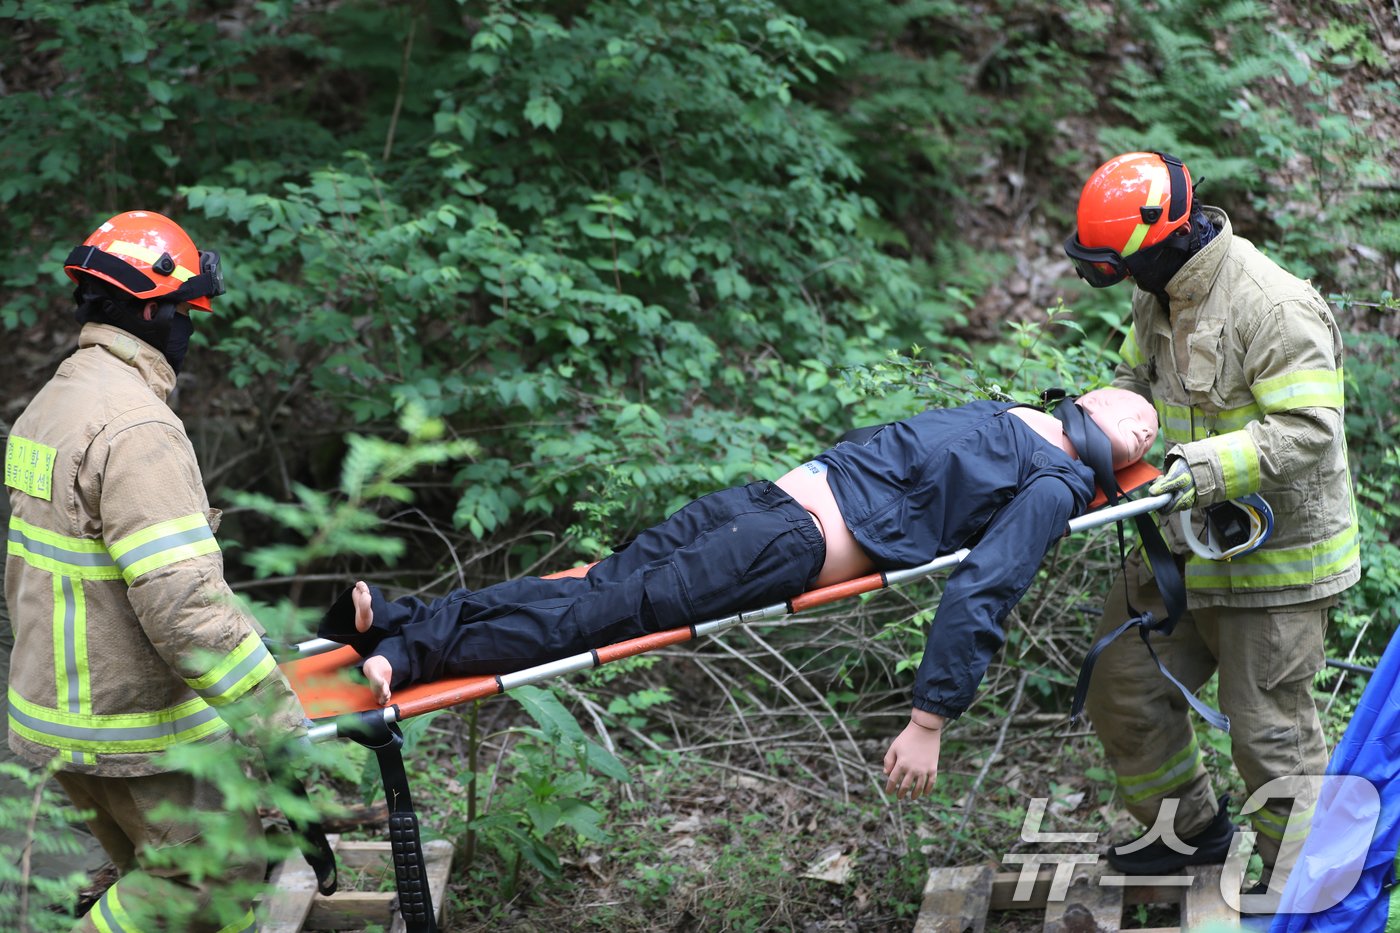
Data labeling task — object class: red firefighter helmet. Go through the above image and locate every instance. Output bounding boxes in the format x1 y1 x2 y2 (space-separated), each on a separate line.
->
1064 152 1194 288
63 210 224 311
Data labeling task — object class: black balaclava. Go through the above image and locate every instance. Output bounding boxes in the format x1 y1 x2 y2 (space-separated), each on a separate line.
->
1132 204 1220 302
163 312 194 373
73 275 193 373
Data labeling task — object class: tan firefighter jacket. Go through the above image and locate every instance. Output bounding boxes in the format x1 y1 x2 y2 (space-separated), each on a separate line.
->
1115 207 1360 607
4 323 306 777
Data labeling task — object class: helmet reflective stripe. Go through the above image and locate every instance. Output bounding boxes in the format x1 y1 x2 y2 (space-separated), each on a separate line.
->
107 512 219 584
8 686 226 754
64 210 219 312
185 632 277 707
105 239 198 282
1073 152 1193 256
1119 175 1165 258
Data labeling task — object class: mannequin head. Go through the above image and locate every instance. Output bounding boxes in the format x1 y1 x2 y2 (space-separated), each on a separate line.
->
1076 387 1158 468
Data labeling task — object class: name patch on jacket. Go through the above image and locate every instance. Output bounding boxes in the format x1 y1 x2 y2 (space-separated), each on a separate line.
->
5 435 56 501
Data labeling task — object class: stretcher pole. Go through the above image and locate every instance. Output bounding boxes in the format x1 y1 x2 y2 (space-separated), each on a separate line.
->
302 491 1169 743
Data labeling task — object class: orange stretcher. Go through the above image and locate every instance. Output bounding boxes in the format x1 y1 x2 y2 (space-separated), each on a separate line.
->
278 462 1165 932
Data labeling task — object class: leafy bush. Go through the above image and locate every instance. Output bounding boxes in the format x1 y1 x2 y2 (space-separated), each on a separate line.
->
154 0 955 559
0 764 91 931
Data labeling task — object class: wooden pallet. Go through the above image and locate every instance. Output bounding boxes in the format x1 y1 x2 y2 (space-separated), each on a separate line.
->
914 861 1240 932
259 835 454 932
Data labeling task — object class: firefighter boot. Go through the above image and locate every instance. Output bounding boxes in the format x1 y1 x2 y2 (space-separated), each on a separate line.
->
1106 795 1235 875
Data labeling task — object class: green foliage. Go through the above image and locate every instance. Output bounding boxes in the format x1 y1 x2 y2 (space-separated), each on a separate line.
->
1320 18 1387 69
4 0 1398 923
0 763 90 931
4 0 1393 570
139 737 329 931
1105 0 1280 151
1086 0 1394 281
0 0 339 327
231 403 477 580
1336 447 1400 654
141 0 944 554
1337 294 1400 484
417 685 627 900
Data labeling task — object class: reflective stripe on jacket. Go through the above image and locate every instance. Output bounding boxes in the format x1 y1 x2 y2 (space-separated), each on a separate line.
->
1115 208 1359 607
4 323 305 776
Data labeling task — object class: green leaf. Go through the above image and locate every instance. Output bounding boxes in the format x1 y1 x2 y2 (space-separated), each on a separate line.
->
525 799 562 834
582 738 630 783
509 685 586 745
558 801 609 841
523 95 563 132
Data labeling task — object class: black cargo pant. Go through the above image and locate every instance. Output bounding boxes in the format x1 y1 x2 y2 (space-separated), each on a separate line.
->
327 481 826 687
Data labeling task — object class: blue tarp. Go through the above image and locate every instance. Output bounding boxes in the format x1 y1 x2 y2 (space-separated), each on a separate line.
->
1270 634 1400 931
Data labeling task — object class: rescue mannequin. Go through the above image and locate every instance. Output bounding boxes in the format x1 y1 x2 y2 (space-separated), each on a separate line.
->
319 388 1157 800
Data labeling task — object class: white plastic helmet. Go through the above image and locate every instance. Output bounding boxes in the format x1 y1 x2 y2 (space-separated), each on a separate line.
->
1178 493 1275 561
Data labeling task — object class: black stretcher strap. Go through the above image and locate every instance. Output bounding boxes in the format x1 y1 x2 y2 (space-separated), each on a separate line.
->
347 712 438 933
1048 391 1229 733
279 774 340 896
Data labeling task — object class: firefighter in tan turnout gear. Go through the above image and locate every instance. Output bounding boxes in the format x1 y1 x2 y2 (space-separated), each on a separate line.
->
1064 152 1359 894
4 211 308 932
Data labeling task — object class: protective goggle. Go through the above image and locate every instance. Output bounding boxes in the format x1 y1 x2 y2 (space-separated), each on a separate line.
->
1063 234 1186 289
167 249 225 304
1177 493 1275 561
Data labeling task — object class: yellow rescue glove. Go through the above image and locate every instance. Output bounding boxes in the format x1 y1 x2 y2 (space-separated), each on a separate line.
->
1148 457 1197 514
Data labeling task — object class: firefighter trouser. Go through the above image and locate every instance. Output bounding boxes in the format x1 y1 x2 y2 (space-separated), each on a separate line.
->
56 769 262 933
1083 551 1331 866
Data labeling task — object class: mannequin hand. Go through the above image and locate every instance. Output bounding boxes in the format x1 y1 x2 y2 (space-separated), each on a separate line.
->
1149 457 1197 514
883 711 945 800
